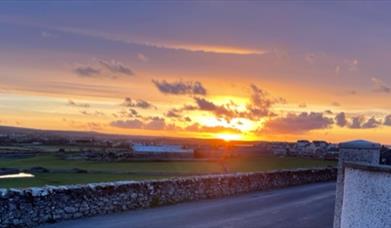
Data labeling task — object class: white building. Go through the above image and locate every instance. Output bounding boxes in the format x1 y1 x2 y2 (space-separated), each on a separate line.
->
131 144 194 158
338 140 381 165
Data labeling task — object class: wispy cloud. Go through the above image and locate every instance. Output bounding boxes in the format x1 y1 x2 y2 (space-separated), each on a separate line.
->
152 80 207 96
73 59 134 78
122 97 155 109
6 18 264 56
371 77 391 93
98 59 134 76
73 66 100 77
67 99 90 108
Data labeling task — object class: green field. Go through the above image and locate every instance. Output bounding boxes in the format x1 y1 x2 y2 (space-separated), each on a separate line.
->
0 155 336 188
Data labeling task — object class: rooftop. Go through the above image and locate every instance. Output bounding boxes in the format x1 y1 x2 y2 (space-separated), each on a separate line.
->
339 140 381 149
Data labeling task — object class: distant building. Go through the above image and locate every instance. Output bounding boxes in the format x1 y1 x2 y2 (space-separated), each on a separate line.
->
271 142 290 156
131 144 194 158
339 140 381 165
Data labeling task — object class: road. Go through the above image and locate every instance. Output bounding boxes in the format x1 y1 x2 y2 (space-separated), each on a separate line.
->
44 182 336 228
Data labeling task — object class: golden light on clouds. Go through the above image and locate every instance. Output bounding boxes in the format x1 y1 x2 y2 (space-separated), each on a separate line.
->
159 43 266 55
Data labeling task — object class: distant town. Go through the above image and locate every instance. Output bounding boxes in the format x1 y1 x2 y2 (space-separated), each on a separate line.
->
1 125 390 165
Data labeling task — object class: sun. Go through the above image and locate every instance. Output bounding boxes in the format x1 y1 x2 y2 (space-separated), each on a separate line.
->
216 133 242 142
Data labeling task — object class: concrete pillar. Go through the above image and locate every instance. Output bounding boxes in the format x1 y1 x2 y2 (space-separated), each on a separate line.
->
333 140 381 228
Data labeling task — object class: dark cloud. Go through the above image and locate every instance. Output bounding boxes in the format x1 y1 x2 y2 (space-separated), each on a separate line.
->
67 99 90 108
335 112 348 127
98 59 134 76
122 97 154 109
350 116 365 129
110 119 144 129
384 115 391 126
73 66 100 77
167 85 282 122
110 116 179 131
262 112 334 134
361 116 381 129
116 108 142 118
144 117 166 130
324 110 333 115
166 109 182 118
194 97 236 120
152 80 207 95
335 114 383 129
244 84 282 119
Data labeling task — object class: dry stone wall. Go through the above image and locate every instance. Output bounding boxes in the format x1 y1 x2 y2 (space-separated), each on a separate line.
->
0 168 336 227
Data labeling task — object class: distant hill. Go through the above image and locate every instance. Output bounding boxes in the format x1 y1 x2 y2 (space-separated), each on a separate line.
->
0 125 257 145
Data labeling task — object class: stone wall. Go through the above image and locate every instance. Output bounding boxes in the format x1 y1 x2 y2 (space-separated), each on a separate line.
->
0 168 336 227
340 163 391 228
333 143 381 228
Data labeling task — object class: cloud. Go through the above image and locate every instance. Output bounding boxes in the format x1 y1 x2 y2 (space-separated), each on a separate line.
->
42 24 264 55
262 112 334 134
331 102 341 107
110 119 144 129
335 114 382 129
361 116 381 129
152 80 207 96
144 117 166 130
244 84 282 119
98 59 134 76
298 103 307 108
137 53 149 62
335 112 348 127
73 66 100 77
67 99 90 108
324 110 333 115
80 110 105 117
371 77 391 93
116 108 142 118
166 109 182 118
185 123 241 134
194 97 236 119
350 116 365 129
167 84 281 122
110 116 175 131
41 31 58 39
122 97 154 109
384 115 391 126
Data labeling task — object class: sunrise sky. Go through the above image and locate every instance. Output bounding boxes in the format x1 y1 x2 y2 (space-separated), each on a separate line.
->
1 2 391 143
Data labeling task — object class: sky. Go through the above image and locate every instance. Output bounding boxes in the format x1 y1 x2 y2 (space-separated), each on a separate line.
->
1 2 391 143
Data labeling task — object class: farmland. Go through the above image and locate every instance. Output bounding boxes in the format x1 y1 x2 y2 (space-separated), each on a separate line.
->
0 155 336 188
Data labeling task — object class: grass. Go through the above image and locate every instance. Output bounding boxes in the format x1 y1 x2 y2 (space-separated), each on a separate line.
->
0 155 336 188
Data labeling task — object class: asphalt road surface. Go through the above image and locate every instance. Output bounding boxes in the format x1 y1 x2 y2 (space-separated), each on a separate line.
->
44 182 336 228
